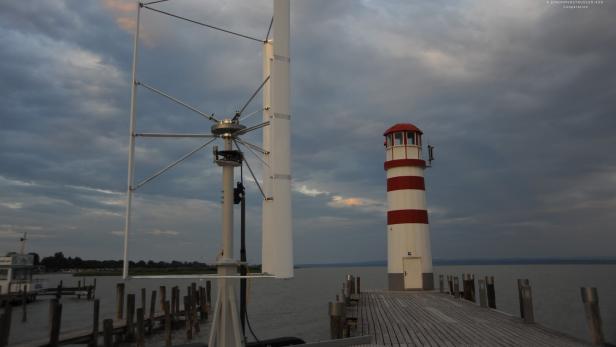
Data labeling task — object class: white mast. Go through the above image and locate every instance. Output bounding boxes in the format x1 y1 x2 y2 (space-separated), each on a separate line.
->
262 0 293 279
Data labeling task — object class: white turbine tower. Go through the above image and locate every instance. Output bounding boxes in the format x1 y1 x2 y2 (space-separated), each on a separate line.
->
119 1 293 346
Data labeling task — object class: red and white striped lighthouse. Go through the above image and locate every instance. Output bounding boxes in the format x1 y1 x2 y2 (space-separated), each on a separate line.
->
384 123 433 291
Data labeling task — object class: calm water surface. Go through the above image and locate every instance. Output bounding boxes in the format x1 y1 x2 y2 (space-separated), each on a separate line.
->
6 264 615 346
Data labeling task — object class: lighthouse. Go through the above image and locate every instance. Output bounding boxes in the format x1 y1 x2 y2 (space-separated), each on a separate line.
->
384 123 433 291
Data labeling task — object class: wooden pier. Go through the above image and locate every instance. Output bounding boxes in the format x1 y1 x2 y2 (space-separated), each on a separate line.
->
349 290 590 347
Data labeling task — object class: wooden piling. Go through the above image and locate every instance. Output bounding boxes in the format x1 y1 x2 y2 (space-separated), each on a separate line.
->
206 281 212 304
448 276 454 295
91 299 100 347
439 274 444 293
0 304 12 347
184 296 192 340
478 279 487 308
328 301 345 339
140 288 146 311
486 276 496 309
136 308 145 347
49 300 62 347
159 286 166 312
470 274 476 302
520 284 534 323
21 285 27 322
581 287 604 346
453 276 460 298
356 276 361 294
116 283 125 320
55 281 62 301
92 278 97 299
517 279 530 319
126 293 136 341
163 300 171 347
149 290 157 333
102 319 113 347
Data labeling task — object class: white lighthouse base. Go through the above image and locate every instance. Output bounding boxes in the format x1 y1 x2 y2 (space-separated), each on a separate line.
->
388 272 434 291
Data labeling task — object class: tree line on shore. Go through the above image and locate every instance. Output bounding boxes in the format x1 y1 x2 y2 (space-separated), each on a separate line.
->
35 252 214 272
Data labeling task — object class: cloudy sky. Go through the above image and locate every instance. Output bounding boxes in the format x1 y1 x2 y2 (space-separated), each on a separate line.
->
1 0 615 265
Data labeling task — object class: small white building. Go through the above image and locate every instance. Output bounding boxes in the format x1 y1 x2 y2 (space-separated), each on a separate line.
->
0 253 35 294
384 123 434 291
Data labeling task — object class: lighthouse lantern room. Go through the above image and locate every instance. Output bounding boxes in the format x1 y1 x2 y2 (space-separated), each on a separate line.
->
384 123 434 291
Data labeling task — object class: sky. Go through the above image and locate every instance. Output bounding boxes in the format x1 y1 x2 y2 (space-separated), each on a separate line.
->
0 0 615 264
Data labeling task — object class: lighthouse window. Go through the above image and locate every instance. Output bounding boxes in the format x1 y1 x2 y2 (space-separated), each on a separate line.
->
394 132 403 145
386 134 393 147
407 132 415 145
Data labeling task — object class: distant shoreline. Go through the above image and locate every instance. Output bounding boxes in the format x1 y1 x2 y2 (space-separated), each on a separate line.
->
295 258 616 268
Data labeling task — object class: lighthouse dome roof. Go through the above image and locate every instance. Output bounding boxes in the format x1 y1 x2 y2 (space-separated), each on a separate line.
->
383 123 423 136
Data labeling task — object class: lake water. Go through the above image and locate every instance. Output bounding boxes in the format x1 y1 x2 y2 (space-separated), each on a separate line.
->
5 264 615 346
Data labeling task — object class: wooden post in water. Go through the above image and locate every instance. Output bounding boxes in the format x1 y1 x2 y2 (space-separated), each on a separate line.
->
520 284 534 323
116 283 125 320
183 296 192 340
149 290 157 334
346 274 355 295
453 276 460 298
159 286 166 312
356 276 361 294
140 288 146 312
126 293 136 341
91 299 100 347
478 279 487 308
581 287 604 346
92 278 97 299
328 301 345 339
517 279 530 319
486 276 496 308
470 274 476 302
136 308 145 347
102 319 113 347
163 300 171 347
55 281 62 301
49 300 62 347
199 286 207 320
21 285 27 322
206 281 211 304
0 304 12 347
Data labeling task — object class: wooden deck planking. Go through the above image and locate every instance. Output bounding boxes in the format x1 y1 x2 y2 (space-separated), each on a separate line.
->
353 291 591 347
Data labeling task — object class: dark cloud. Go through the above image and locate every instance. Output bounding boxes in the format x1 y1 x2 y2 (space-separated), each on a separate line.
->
1 0 615 262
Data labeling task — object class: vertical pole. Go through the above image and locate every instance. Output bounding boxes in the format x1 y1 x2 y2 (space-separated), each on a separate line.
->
356 276 361 294
453 277 460 298
240 185 247 337
520 285 534 323
149 290 156 334
136 308 145 347
0 304 12 347
328 302 345 339
122 0 142 281
163 301 171 347
184 296 192 341
140 288 146 312
49 301 62 347
581 287 604 346
517 279 530 319
21 285 27 322
103 319 113 347
92 299 100 347
439 275 444 293
159 286 166 312
478 280 487 308
470 274 476 302
206 281 211 304
126 294 136 341
116 283 125 320
486 276 496 309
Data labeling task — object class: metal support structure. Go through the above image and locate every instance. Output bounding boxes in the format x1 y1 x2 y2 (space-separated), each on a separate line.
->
122 1 141 280
209 135 243 347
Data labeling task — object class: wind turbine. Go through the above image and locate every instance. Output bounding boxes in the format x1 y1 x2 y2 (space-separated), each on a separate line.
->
120 1 293 345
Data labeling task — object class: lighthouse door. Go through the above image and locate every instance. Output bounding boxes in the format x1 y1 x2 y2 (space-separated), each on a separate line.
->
403 257 422 290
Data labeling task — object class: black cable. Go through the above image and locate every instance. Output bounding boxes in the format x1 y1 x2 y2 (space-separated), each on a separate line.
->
265 16 273 42
245 306 260 343
143 5 263 43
